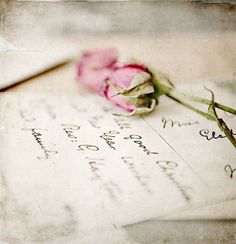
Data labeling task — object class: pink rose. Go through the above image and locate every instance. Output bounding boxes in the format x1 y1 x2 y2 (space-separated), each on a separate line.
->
77 49 156 115
77 48 117 94
103 64 150 112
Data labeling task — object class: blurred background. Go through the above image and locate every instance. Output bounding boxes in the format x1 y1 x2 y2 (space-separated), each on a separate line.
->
1 0 236 89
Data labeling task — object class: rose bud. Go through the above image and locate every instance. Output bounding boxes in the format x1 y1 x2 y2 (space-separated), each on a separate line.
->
104 64 157 115
77 49 157 115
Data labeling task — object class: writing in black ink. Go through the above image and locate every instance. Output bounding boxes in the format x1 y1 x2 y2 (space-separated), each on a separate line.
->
124 134 158 155
114 117 131 130
22 128 58 160
61 124 98 151
100 130 119 150
77 144 99 151
87 158 118 201
224 164 236 179
199 129 236 140
156 160 191 202
121 156 151 193
162 118 199 129
61 124 80 143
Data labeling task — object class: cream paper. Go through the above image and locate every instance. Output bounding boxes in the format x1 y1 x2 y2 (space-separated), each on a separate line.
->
0 80 235 242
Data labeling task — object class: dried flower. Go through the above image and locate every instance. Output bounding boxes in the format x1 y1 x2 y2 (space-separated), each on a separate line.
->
77 49 157 115
77 48 236 148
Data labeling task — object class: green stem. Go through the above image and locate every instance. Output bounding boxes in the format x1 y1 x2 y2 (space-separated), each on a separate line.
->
157 83 236 115
165 94 215 121
217 119 236 149
154 82 236 149
155 83 215 120
169 89 236 115
206 87 236 149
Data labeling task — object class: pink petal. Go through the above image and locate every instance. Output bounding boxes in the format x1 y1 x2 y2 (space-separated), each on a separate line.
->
122 63 148 72
77 48 117 76
79 68 112 93
103 85 137 112
109 67 144 88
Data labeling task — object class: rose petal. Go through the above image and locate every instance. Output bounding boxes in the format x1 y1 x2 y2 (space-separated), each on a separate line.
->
109 67 145 88
79 68 112 93
122 63 148 72
129 99 157 116
77 48 117 76
104 84 137 112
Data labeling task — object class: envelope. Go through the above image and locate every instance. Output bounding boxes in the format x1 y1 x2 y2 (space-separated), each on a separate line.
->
0 39 76 91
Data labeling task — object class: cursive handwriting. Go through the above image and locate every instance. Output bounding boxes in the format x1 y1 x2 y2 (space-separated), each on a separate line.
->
22 128 58 160
156 160 191 202
77 144 99 151
121 156 152 193
61 124 80 143
19 109 35 122
61 124 99 151
162 117 199 129
124 134 158 156
224 164 236 179
88 116 103 129
199 129 236 140
100 130 119 150
86 157 118 201
114 117 131 130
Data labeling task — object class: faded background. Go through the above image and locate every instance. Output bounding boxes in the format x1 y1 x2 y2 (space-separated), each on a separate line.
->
1 0 236 89
1 0 236 243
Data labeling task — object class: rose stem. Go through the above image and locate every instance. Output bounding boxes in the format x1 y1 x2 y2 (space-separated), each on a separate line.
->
155 83 214 120
168 89 236 115
157 83 236 115
155 82 236 148
165 94 215 121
